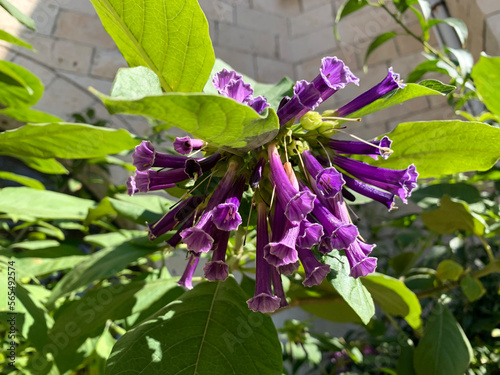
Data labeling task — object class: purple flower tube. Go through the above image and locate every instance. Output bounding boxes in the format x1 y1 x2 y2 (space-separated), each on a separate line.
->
336 67 405 117
247 202 281 313
268 143 316 223
173 136 205 155
328 136 393 160
345 239 377 278
178 254 199 289
203 229 230 281
297 247 331 287
302 150 345 199
311 57 359 103
133 168 187 193
133 141 195 171
277 80 321 126
211 174 246 231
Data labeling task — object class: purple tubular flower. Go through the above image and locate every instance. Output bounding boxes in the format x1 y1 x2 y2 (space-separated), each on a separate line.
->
277 80 321 126
250 157 266 189
345 239 377 278
248 96 270 113
148 196 204 240
167 214 195 248
184 152 221 179
278 261 300 275
333 155 418 203
343 174 396 210
310 195 358 252
311 57 359 103
271 268 288 308
212 175 246 231
133 141 194 171
336 67 405 117
297 219 324 249
268 143 316 223
203 230 230 281
178 254 199 289
328 136 393 160
302 150 345 199
297 247 331 287
226 78 254 103
264 220 300 267
213 69 242 94
134 169 185 193
173 136 205 155
126 176 138 196
247 202 281 313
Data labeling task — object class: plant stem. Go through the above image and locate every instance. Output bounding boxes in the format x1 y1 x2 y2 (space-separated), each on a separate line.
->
478 235 495 262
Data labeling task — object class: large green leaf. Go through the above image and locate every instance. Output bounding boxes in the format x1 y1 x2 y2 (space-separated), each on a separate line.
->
421 196 486 236
414 303 473 375
362 273 422 330
106 277 282 375
9 155 69 175
0 123 140 159
0 0 35 30
371 120 500 178
14 246 87 276
50 278 183 373
0 107 62 123
324 250 375 325
0 187 95 220
94 90 280 151
471 54 500 116
89 0 214 93
46 242 158 307
343 81 454 121
0 60 44 107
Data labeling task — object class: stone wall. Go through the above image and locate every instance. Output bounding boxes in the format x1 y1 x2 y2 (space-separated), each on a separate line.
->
0 0 499 140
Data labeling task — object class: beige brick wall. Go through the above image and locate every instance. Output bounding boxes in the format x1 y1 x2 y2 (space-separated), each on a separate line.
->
0 0 498 139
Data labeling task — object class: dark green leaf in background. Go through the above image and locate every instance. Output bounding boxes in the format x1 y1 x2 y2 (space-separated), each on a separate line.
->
414 303 473 375
89 0 215 93
435 259 464 282
460 274 486 302
106 277 282 375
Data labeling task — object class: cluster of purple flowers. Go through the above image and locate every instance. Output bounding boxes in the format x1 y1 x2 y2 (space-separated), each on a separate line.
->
126 57 418 313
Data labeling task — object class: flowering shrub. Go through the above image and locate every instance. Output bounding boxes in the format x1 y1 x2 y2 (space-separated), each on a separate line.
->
0 0 499 374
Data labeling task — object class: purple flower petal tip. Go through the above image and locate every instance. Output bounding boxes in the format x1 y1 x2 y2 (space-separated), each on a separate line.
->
226 78 254 103
278 261 300 275
247 293 281 313
173 136 205 155
180 227 214 254
126 175 138 196
134 170 150 193
133 141 155 171
388 67 406 89
303 264 331 287
264 243 298 267
350 257 377 278
213 69 242 93
212 201 242 231
297 220 324 249
203 260 229 281
285 190 316 223
329 223 359 250
316 168 345 199
248 95 270 113
320 57 360 89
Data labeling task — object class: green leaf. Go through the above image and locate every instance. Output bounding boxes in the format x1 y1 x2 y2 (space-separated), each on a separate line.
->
363 32 397 68
0 123 140 159
300 297 364 324
106 277 282 375
110 66 162 99
428 18 468 47
371 120 500 178
414 303 473 375
9 155 68 175
0 0 35 30
324 250 375 325
460 274 485 302
50 278 184 373
343 82 453 121
46 242 158 307
416 0 431 20
362 273 422 329
89 0 215 93
14 246 87 276
0 29 33 49
0 60 43 107
407 60 450 83
471 54 500 116
204 59 294 110
0 187 95 220
0 171 45 190
448 47 474 78
334 0 368 39
93 90 280 151
421 196 486 236
0 107 62 123
435 260 464 282
410 183 481 209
